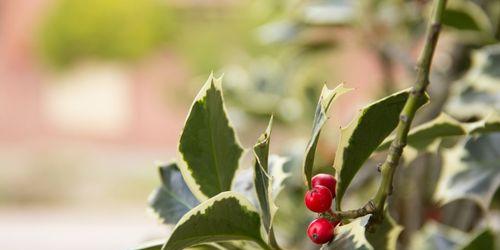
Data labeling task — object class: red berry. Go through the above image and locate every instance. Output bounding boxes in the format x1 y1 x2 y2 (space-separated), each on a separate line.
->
304 186 332 213
307 218 335 244
311 174 337 197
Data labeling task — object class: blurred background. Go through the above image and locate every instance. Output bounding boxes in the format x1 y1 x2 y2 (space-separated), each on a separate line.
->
0 0 499 249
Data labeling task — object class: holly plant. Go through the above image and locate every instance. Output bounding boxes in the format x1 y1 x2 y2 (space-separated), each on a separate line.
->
133 0 500 249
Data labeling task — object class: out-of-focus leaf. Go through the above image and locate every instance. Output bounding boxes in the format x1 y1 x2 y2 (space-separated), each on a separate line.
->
334 89 428 209
301 2 354 26
322 216 373 250
365 211 402 250
446 44 500 120
409 222 467 250
460 229 496 250
303 84 351 188
148 162 199 224
257 21 300 45
378 113 466 151
442 0 492 33
178 74 244 200
378 112 500 152
469 112 500 134
163 192 268 250
323 210 401 250
269 155 290 202
435 134 500 209
232 154 289 211
232 167 258 208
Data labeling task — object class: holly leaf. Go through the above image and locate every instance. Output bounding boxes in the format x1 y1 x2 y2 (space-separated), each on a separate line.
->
322 217 373 250
303 84 352 188
378 112 500 151
468 111 500 134
442 0 492 33
435 133 500 209
253 117 274 233
322 210 401 250
445 44 500 120
460 228 496 250
163 192 268 250
365 211 402 250
334 89 428 209
148 162 200 224
253 117 290 247
132 240 224 250
269 155 290 202
409 222 468 250
178 74 244 200
232 166 258 208
133 241 260 250
132 240 261 250
378 113 466 151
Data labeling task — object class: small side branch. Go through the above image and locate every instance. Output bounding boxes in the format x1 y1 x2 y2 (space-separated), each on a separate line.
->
334 200 377 220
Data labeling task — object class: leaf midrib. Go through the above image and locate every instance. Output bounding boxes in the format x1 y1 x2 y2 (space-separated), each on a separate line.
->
206 89 224 193
162 186 195 210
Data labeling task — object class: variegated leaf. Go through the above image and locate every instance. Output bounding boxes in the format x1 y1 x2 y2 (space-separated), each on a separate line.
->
163 192 269 250
178 74 244 200
303 84 352 188
148 162 199 224
334 89 428 209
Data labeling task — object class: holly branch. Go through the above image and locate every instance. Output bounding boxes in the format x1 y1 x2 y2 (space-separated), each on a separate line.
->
332 0 448 227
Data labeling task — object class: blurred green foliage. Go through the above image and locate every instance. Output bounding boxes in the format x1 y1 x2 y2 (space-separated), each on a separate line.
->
168 1 283 74
38 0 176 67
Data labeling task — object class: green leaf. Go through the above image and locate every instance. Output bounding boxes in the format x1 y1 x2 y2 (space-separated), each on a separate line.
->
461 229 496 250
178 74 244 200
148 162 199 224
163 191 268 250
377 113 467 151
435 134 500 209
132 240 224 250
377 112 500 152
253 117 274 233
334 89 428 209
132 241 259 250
365 211 402 250
468 111 500 134
322 217 373 250
322 211 401 250
303 84 352 188
253 117 290 248
442 0 492 33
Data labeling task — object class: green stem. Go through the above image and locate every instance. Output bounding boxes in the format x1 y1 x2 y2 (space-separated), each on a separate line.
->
334 201 377 220
370 0 447 225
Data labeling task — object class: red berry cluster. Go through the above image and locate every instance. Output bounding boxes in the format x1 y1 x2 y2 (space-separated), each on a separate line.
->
304 174 340 244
